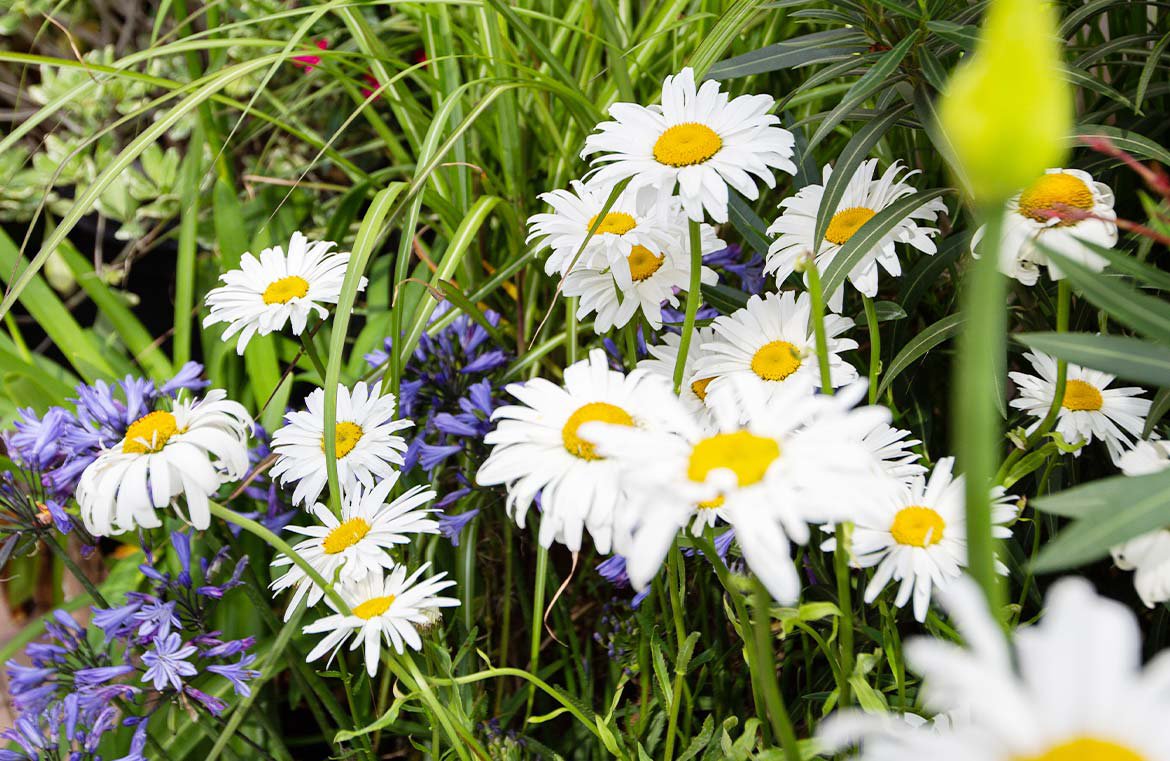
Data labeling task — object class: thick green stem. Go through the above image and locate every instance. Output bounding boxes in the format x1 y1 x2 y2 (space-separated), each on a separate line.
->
661 541 688 761
750 580 803 761
803 261 833 395
862 294 881 404
298 327 329 385
672 219 704 393
833 523 855 707
526 544 550 718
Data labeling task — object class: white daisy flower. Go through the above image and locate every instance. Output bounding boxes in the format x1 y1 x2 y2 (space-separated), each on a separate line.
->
270 474 439 620
765 159 946 311
821 457 1017 623
1009 350 1150 465
270 381 412 507
820 576 1170 761
203 231 367 354
475 348 671 554
695 291 859 404
1111 440 1170 608
563 218 722 332
581 67 797 223
863 423 927 480
975 168 1118 286
637 327 720 418
302 565 458 677
582 377 892 603
76 390 251 536
526 180 675 276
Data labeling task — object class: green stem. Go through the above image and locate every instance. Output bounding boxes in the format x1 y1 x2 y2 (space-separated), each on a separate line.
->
833 522 855 707
661 541 688 761
298 329 329 386
803 261 833 395
566 296 579 366
750 579 803 761
672 219 704 394
862 294 881 405
42 532 107 608
526 544 550 719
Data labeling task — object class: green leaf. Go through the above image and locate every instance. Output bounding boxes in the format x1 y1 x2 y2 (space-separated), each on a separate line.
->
702 283 750 314
926 20 978 51
876 312 964 398
727 192 771 256
1074 124 1170 167
1017 332 1170 388
706 29 868 79
1145 387 1170 437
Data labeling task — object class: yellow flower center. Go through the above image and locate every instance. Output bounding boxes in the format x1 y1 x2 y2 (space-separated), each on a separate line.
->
1062 379 1104 412
1015 738 1147 761
751 340 803 381
352 594 396 620
1017 173 1095 224
687 430 781 487
825 207 877 245
653 123 723 167
627 245 666 282
562 402 634 460
322 517 372 555
122 411 180 455
320 421 364 459
890 506 946 548
690 377 714 401
262 275 310 305
587 211 637 236
698 495 725 510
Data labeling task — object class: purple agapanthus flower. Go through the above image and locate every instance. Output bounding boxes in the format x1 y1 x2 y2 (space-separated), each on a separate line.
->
142 633 198 691
596 555 650 608
703 244 766 295
438 507 480 546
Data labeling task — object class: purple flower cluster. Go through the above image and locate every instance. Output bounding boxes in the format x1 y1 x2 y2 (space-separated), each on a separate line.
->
704 243 766 295
3 531 258 760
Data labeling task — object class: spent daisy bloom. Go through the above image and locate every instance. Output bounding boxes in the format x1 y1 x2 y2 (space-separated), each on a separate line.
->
821 457 1017 622
302 565 458 677
76 390 251 536
1111 440 1170 608
820 576 1170 761
765 159 947 311
203 231 366 354
581 67 797 223
637 327 720 417
974 168 1118 286
270 474 439 619
695 290 859 404
270 381 412 506
563 217 723 332
526 179 675 276
1009 350 1150 465
583 376 892 603
476 348 671 554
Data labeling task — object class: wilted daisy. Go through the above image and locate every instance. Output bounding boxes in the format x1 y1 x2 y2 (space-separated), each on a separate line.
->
765 160 946 311
975 168 1118 285
637 327 720 417
820 577 1170 761
526 179 675 276
476 348 670 554
302 565 458 677
270 474 439 620
76 390 251 536
583 377 891 603
822 457 1016 623
1009 351 1150 465
1111 440 1170 608
563 219 722 332
582 67 796 223
695 291 859 403
203 231 366 354
270 381 412 506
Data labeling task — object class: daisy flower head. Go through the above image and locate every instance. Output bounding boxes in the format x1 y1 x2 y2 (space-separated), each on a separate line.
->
203 231 367 354
270 473 439 620
581 67 797 223
975 168 1118 286
1111 440 1170 608
583 376 892 603
765 159 947 311
695 290 859 405
821 457 1017 622
76 390 251 536
270 381 412 507
476 348 672 554
302 565 458 677
637 326 720 418
526 179 675 277
1009 350 1150 465
820 577 1170 761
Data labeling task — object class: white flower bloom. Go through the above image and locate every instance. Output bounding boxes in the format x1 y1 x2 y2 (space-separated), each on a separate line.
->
203 232 366 354
1009 351 1150 465
1111 440 1170 608
863 423 927 480
270 381 412 506
765 160 946 311
695 291 859 404
303 565 458 677
637 327 720 418
822 457 1017 622
77 390 251 535
974 168 1118 286
526 180 675 276
270 475 439 620
582 377 892 603
582 67 796 223
820 577 1170 761
476 348 671 554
